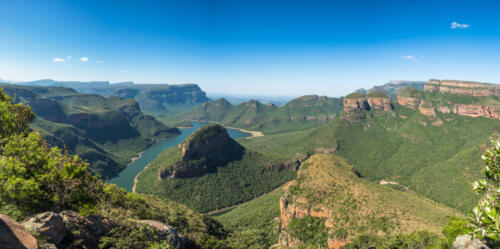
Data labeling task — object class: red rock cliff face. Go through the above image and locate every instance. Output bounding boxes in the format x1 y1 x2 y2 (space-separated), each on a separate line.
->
397 96 419 110
343 97 369 113
367 97 392 111
453 104 500 121
280 197 346 249
424 79 500 97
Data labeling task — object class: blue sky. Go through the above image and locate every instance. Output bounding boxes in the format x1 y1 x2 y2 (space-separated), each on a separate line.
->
1 0 500 96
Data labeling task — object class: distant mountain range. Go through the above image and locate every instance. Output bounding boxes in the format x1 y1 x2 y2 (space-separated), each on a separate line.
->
17 79 210 116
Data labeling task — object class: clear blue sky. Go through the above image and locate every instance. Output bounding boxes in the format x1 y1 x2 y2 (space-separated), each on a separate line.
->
1 0 499 96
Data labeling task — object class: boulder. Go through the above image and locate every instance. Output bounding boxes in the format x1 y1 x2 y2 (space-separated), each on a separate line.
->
452 234 490 249
59 210 115 249
135 220 185 249
0 214 39 249
22 212 66 245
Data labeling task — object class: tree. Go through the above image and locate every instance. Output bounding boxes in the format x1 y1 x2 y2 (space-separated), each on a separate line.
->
0 87 102 218
468 140 500 241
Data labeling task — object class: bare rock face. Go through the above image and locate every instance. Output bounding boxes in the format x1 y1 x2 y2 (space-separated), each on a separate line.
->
452 234 490 249
59 210 115 249
367 97 392 111
397 86 421 110
134 220 184 249
419 101 436 117
0 214 39 249
343 92 370 113
453 104 500 121
366 90 392 111
22 212 66 245
425 79 500 97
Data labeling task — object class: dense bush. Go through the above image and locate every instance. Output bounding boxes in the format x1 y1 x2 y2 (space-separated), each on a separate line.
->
0 89 102 218
469 140 500 241
341 231 440 249
288 216 328 248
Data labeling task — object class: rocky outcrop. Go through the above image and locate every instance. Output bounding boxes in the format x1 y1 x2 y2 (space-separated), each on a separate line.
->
452 104 500 121
59 210 115 249
425 79 500 97
452 234 490 249
0 214 38 249
22 212 66 245
134 220 184 249
397 86 421 109
397 96 419 109
159 124 244 179
367 97 391 111
419 101 436 117
343 91 392 113
343 93 369 113
280 197 331 229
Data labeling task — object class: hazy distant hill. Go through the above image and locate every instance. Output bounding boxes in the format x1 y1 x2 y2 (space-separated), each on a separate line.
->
18 79 210 116
0 83 179 178
172 95 343 134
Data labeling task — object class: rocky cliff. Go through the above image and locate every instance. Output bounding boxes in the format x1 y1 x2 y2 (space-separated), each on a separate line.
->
343 90 392 113
159 124 244 179
343 92 369 112
18 79 210 116
424 79 500 97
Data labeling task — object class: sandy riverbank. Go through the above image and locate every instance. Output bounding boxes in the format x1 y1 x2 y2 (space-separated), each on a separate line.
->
185 120 264 138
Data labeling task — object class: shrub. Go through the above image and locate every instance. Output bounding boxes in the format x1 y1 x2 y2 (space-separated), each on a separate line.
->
469 140 500 241
288 216 328 248
0 132 102 218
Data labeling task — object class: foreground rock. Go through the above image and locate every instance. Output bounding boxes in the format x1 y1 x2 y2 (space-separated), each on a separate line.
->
134 220 184 249
0 214 38 249
22 212 66 245
452 234 490 249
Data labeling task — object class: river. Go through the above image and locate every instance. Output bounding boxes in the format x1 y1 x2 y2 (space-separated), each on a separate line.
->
107 121 251 191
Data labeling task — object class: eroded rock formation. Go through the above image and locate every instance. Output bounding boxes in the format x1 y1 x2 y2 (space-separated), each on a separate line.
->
425 79 500 97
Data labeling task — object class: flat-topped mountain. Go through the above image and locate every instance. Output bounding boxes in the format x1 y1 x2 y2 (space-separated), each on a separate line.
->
0 83 179 178
398 79 500 121
135 124 299 212
279 154 458 248
18 79 210 116
171 95 343 134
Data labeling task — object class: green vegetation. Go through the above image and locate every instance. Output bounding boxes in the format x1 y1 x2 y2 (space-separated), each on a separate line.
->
169 95 343 134
242 102 499 212
213 186 285 249
469 140 500 241
281 154 459 245
0 83 179 178
366 89 389 98
0 89 228 248
135 124 297 212
136 146 296 212
341 231 441 249
288 216 328 248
